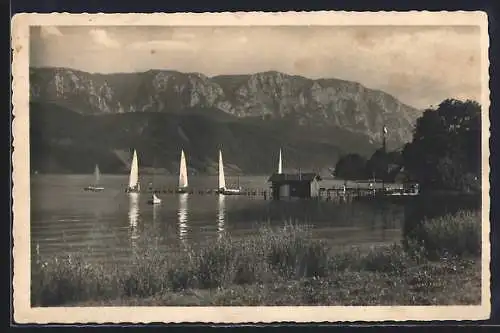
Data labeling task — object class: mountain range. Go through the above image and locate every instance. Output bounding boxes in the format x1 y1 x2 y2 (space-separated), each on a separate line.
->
29 67 422 175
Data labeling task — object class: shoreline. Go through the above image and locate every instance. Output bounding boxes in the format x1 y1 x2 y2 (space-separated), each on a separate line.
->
68 258 481 307
31 210 481 307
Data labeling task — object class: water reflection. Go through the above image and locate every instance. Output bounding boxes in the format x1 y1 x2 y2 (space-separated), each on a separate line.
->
152 201 160 225
178 193 188 246
128 193 140 253
152 202 161 248
217 194 226 239
31 176 423 262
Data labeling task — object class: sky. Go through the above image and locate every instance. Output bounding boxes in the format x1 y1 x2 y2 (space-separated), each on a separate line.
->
30 25 482 109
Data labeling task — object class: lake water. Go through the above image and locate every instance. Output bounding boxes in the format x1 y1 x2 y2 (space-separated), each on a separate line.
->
31 175 405 264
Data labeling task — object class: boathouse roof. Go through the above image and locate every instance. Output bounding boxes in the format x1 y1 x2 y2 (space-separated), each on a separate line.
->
268 173 321 183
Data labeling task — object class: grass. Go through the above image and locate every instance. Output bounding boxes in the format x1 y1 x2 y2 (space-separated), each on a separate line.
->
31 210 482 307
404 210 481 260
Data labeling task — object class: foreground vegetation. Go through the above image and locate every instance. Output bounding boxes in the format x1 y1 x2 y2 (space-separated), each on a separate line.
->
31 210 482 306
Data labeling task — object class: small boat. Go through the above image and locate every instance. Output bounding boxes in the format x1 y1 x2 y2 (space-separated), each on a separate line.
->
177 149 189 193
125 149 141 193
147 158 162 204
216 149 243 195
221 187 244 195
147 192 162 205
84 164 104 192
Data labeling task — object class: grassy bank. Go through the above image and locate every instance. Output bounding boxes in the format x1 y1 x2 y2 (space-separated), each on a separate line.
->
31 210 482 306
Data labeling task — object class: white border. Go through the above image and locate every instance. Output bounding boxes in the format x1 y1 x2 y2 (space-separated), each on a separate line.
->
11 11 491 323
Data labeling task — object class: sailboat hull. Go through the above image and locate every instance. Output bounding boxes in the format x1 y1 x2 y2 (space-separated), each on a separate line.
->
84 186 104 192
217 188 244 195
147 200 162 205
125 186 141 193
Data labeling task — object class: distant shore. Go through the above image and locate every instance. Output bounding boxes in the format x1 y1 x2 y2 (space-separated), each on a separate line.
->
31 209 481 307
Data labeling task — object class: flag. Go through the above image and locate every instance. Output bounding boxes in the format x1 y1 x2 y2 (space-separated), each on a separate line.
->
383 126 388 135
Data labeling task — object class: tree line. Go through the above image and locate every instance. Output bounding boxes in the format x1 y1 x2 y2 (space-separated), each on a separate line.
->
333 99 481 193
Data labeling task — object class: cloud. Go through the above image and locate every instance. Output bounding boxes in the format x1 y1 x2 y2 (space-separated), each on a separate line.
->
89 29 120 48
40 26 63 39
31 26 481 109
128 39 195 51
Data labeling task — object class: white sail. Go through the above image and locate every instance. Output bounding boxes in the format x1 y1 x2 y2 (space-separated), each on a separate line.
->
179 149 189 188
218 149 226 190
278 149 283 174
94 164 101 185
129 149 139 188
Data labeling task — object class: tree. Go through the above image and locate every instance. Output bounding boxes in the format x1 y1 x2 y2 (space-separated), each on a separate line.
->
333 153 367 180
365 148 403 181
402 99 481 191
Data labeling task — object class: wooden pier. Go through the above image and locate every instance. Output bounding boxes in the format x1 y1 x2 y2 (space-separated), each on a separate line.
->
130 184 416 202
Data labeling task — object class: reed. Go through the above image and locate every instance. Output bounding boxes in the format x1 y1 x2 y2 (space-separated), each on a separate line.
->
405 210 481 260
31 211 481 306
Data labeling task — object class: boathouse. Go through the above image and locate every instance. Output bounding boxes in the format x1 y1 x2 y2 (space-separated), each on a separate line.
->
268 173 322 200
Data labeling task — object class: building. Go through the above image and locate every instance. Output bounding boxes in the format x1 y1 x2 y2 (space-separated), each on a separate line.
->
268 173 322 200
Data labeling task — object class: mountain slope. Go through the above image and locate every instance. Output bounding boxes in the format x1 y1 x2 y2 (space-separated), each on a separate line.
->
30 67 421 145
31 101 373 175
29 67 422 174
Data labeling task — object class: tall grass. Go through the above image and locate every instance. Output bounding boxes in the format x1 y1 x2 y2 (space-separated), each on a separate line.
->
32 211 482 306
405 210 481 260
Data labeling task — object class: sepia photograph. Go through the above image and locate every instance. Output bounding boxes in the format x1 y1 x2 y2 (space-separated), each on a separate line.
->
12 11 490 323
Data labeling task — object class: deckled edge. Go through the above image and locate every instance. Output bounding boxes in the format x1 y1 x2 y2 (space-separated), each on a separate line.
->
11 11 492 324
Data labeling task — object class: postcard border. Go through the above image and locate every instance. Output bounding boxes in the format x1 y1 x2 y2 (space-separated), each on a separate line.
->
11 11 491 323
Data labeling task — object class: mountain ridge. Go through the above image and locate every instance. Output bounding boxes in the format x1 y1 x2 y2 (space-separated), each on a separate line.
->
29 66 422 174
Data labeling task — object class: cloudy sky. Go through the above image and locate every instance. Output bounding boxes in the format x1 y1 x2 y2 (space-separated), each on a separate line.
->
30 25 481 109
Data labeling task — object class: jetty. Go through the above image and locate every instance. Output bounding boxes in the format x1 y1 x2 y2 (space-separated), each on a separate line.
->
132 180 419 203
123 147 419 202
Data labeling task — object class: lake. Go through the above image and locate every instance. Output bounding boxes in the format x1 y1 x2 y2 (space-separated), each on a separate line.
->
31 175 405 264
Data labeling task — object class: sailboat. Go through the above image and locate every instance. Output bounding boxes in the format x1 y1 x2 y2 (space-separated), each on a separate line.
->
84 164 104 192
217 149 243 195
177 149 189 193
125 149 141 193
147 157 162 205
147 192 162 205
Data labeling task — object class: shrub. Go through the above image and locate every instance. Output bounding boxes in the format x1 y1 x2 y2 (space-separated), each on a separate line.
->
361 244 413 274
407 210 481 260
32 255 119 306
259 224 329 279
193 236 237 289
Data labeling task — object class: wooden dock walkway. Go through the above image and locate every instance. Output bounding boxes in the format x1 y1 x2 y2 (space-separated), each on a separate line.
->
130 185 412 202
